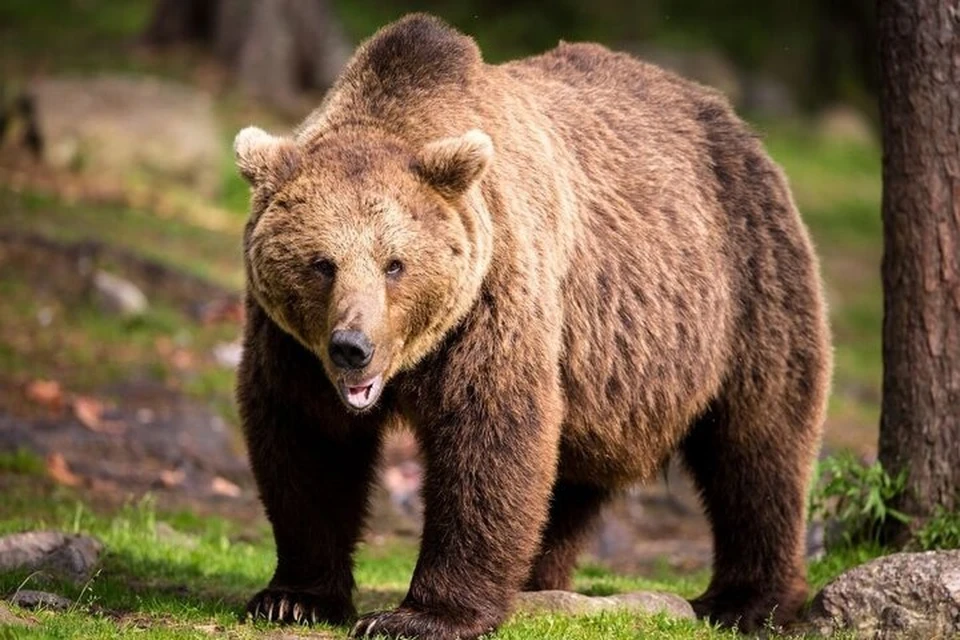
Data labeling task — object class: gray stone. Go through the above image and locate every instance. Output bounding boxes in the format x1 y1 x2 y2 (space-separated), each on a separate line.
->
94 270 148 317
212 340 243 369
0 531 103 584
27 75 222 196
513 590 694 620
7 590 74 611
806 550 960 639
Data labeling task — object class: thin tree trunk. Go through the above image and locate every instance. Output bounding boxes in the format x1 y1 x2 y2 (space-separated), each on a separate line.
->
877 0 960 542
143 0 350 111
231 0 350 111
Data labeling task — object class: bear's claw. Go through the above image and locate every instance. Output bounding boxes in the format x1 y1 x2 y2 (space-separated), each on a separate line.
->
350 608 494 640
245 587 355 626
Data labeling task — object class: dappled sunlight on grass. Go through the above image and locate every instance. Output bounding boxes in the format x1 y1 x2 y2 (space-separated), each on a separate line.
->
0 491 883 639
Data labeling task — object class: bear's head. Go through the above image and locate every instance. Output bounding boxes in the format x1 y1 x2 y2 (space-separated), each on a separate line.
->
235 126 495 412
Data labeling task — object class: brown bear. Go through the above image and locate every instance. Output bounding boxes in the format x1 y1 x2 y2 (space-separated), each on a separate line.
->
234 13 831 640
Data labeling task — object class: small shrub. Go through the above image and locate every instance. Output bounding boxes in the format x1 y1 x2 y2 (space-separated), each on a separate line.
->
916 505 960 551
809 452 910 548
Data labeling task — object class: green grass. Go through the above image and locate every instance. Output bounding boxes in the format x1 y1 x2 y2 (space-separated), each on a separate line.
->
0 449 45 476
0 492 875 639
0 188 245 291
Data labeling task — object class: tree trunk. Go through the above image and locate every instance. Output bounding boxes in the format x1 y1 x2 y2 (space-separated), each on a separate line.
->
143 0 350 112
877 0 960 542
143 0 217 46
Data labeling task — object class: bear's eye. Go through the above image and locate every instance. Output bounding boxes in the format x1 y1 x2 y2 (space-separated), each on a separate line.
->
313 258 336 278
386 259 404 277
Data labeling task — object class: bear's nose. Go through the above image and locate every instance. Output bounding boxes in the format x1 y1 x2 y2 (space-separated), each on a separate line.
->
329 329 374 370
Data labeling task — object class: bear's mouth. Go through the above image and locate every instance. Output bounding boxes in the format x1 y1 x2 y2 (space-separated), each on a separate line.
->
338 374 384 412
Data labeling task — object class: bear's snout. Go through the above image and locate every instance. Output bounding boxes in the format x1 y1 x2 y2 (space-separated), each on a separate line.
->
329 329 375 370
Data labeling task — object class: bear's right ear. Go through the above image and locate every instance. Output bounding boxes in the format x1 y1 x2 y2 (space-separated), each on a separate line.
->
233 126 301 190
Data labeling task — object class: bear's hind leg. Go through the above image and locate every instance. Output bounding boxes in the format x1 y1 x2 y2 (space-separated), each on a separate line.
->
681 394 821 632
524 481 611 591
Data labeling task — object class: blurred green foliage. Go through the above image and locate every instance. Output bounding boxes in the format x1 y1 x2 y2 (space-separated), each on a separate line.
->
0 0 876 114
916 506 960 551
809 453 910 548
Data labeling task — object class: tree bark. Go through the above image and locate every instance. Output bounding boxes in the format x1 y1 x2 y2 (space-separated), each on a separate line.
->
143 0 217 45
143 0 350 112
877 0 960 542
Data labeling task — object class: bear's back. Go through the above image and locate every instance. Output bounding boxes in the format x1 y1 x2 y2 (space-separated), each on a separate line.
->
297 14 483 143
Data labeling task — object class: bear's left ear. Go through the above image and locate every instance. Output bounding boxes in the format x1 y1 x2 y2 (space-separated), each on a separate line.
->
414 129 493 199
233 126 301 190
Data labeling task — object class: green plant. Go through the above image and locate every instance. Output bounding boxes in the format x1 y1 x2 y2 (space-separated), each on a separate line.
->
0 447 45 475
915 505 960 551
809 452 910 547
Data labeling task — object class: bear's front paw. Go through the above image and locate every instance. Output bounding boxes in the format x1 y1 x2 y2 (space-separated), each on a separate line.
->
691 582 806 633
245 587 356 626
351 607 495 640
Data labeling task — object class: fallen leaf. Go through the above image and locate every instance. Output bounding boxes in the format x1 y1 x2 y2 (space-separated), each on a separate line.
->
154 336 173 356
72 396 102 428
159 469 186 488
24 379 63 409
73 396 126 435
170 349 195 370
210 476 241 498
46 453 81 487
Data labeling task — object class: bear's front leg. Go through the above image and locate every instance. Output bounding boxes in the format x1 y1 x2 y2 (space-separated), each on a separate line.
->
239 314 385 626
352 322 563 639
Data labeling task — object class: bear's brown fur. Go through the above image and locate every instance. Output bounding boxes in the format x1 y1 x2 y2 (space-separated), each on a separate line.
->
234 14 831 639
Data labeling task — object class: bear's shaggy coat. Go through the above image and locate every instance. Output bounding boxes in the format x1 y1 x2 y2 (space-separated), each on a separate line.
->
235 13 831 639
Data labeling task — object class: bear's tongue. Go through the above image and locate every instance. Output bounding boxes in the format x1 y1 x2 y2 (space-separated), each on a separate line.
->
340 374 383 410
348 384 373 402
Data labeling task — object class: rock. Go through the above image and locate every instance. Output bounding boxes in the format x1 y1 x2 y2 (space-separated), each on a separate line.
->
0 601 36 626
212 340 243 369
806 550 960 639
815 104 877 146
0 531 103 584
26 75 222 196
7 590 74 611
806 520 827 561
513 590 694 620
94 270 148 317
